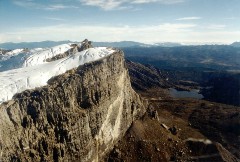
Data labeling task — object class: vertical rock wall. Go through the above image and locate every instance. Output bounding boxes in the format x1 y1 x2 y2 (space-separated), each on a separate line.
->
0 51 146 161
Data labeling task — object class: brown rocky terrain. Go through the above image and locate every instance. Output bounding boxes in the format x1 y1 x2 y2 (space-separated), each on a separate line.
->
107 90 240 162
106 61 240 162
126 60 199 92
0 50 146 161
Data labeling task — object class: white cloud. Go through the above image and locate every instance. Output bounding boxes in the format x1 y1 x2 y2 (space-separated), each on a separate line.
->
177 17 202 21
1 22 239 44
155 23 196 32
12 0 79 10
206 24 226 30
43 17 65 21
0 23 202 44
17 36 22 41
80 0 126 10
187 30 240 44
80 0 185 10
45 4 79 10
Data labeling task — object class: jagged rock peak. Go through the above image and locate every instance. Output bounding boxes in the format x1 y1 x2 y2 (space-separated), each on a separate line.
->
70 39 93 54
79 38 93 51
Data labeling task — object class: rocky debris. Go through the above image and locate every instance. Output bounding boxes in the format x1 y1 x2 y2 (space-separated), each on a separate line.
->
161 123 169 130
70 39 93 54
106 110 191 162
79 39 93 51
148 105 159 120
151 110 159 120
160 123 178 135
0 51 146 161
45 51 70 62
46 39 93 62
169 126 178 135
186 138 239 162
70 44 79 54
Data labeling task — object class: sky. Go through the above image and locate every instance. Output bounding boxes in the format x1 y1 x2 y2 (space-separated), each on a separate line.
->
0 0 240 44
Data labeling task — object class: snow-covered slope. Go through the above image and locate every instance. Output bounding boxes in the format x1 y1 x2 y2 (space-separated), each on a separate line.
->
0 46 115 104
0 44 73 72
23 44 72 67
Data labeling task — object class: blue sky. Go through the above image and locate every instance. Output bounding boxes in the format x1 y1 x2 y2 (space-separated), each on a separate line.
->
0 0 239 44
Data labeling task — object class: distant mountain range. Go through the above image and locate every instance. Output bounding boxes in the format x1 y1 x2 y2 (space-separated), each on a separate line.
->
153 42 182 47
231 42 240 47
0 40 183 49
1 40 239 50
92 41 150 47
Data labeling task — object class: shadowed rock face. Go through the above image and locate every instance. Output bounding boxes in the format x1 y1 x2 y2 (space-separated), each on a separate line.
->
0 51 146 161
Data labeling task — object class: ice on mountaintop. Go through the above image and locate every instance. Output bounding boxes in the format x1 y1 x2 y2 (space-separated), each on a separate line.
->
23 44 72 67
0 44 72 72
0 43 116 104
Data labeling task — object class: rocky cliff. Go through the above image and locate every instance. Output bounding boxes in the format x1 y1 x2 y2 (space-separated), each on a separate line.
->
0 50 146 161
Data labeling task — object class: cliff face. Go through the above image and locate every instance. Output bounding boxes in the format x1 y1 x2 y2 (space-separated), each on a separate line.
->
0 51 146 161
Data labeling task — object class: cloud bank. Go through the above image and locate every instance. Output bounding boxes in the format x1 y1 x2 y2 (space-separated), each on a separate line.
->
1 23 239 44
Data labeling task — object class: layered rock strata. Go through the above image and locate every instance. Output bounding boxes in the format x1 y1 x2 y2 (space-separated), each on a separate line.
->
0 50 146 161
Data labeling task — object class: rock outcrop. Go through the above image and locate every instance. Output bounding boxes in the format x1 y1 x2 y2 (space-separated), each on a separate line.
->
0 50 146 161
45 39 93 62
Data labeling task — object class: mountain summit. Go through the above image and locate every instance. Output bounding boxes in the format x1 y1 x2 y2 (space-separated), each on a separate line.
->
0 40 146 161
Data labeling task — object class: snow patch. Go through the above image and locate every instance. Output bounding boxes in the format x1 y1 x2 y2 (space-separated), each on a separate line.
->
23 44 72 67
0 47 115 104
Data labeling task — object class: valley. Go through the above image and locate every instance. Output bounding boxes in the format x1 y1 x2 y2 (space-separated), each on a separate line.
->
106 60 240 161
123 45 240 106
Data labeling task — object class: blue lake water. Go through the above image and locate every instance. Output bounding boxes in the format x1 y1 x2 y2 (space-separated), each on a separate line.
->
169 88 203 99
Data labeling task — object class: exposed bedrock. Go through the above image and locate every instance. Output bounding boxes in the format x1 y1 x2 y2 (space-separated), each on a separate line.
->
0 51 146 161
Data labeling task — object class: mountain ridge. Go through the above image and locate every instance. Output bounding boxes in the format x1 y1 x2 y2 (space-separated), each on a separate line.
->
2 40 239 50
0 50 146 161
231 41 240 47
0 40 183 49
